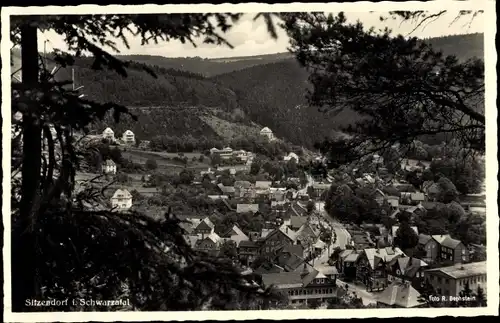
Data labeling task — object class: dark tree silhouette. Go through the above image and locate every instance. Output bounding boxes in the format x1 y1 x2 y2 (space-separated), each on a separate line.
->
283 12 484 163
10 13 282 312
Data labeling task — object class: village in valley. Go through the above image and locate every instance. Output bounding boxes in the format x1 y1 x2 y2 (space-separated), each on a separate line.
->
72 123 487 310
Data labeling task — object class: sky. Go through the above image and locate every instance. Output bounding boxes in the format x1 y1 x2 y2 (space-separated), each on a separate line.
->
38 11 484 59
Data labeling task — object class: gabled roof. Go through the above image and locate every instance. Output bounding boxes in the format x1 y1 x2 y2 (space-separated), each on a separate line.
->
217 183 236 193
278 224 298 242
363 247 405 269
103 159 116 167
410 193 425 201
296 223 321 241
123 129 134 135
260 127 272 133
290 215 308 229
103 127 114 134
195 217 215 231
377 282 423 308
224 225 249 246
432 235 463 249
261 267 318 289
111 189 132 199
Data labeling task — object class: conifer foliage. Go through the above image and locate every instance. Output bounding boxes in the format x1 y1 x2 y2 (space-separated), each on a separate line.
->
283 12 485 162
10 13 281 312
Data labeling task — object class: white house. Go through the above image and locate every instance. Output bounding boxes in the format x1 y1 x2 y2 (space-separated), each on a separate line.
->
101 159 117 175
102 127 115 141
110 189 133 210
260 127 274 141
284 152 299 162
122 130 135 145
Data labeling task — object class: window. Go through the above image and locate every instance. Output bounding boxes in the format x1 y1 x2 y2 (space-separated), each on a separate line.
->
445 279 449 284
462 249 466 255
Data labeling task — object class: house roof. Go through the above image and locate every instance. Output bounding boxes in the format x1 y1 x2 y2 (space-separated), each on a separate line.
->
275 252 305 272
236 204 259 213
103 127 114 134
218 184 236 194
364 247 405 269
196 217 215 231
224 225 249 246
184 235 200 248
278 224 298 242
344 253 360 263
123 129 134 135
418 234 433 245
239 240 258 248
377 282 423 308
279 244 304 257
425 261 486 280
396 257 428 277
296 223 320 240
313 239 326 249
410 193 425 201
111 189 132 199
234 180 253 189
103 159 116 166
290 216 308 229
206 232 221 244
255 181 272 189
432 235 463 249
316 265 338 276
260 127 272 133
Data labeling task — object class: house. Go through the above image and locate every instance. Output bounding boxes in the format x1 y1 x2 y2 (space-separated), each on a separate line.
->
389 226 419 244
356 247 406 291
238 240 260 266
236 203 259 214
102 127 115 141
422 181 441 201
207 195 229 201
400 192 425 205
101 159 117 175
377 281 425 308
221 225 249 247
284 152 299 162
260 126 274 141
417 234 440 264
403 204 427 220
259 225 297 256
234 180 254 198
121 129 135 145
194 217 215 238
194 232 222 256
432 234 469 265
349 229 375 249
385 196 400 210
295 223 321 256
260 264 341 307
110 189 133 210
273 246 307 271
337 250 361 281
218 147 234 160
386 256 429 290
424 261 487 297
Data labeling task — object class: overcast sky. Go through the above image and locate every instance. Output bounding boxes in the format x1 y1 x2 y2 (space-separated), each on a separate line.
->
38 11 484 59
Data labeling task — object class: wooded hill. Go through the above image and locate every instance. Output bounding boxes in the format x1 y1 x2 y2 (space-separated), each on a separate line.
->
10 33 483 149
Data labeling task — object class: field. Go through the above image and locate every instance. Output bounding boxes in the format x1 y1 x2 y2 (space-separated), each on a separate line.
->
120 148 212 171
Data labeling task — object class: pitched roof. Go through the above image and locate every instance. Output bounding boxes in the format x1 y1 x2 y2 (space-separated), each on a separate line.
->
111 189 132 199
377 282 423 308
432 235 463 249
396 257 428 277
425 261 486 279
418 234 433 245
364 247 405 269
103 127 114 134
278 224 298 242
316 265 338 276
196 217 215 231
236 204 259 213
296 223 320 240
217 184 236 194
344 253 361 262
184 235 200 248
103 159 116 166
260 127 272 133
410 192 425 201
224 225 249 246
290 216 308 229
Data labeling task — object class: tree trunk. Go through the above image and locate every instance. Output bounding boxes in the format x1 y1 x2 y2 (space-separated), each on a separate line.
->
12 22 40 312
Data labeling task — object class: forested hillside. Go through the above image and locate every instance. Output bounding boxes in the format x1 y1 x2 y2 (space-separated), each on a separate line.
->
10 33 483 149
